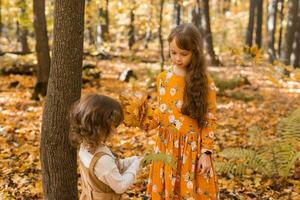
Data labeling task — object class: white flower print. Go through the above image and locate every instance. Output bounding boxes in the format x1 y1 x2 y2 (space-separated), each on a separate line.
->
186 198 195 200
175 100 183 109
187 181 193 189
191 141 197 151
154 146 160 153
197 187 204 195
160 168 164 178
174 140 179 148
152 184 158 192
159 104 167 113
170 87 177 96
175 120 182 130
172 177 176 186
166 71 173 79
182 155 186 164
159 86 166 95
169 115 175 123
208 131 215 139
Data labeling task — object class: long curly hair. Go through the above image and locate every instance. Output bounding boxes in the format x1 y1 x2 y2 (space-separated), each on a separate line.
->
69 94 124 153
168 23 209 127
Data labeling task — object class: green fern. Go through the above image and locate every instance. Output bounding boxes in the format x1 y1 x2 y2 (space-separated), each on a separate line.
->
217 109 300 178
277 109 300 145
217 148 272 176
141 153 177 169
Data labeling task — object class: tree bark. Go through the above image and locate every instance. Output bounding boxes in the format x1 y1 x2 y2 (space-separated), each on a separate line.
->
255 0 263 48
32 0 51 100
128 2 135 50
158 0 165 71
99 0 109 41
292 2 300 68
192 0 202 31
18 0 30 53
281 0 299 65
0 0 2 38
267 0 278 63
173 0 181 27
278 0 285 57
246 0 256 48
40 0 85 199
201 0 220 66
144 2 153 49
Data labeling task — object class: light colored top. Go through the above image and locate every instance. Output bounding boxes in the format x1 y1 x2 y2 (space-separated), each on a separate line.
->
79 144 141 194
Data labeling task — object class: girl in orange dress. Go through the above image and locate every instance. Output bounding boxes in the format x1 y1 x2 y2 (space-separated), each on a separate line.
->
146 23 219 200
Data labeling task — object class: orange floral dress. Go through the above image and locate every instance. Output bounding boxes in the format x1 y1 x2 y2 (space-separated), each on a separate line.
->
147 69 219 200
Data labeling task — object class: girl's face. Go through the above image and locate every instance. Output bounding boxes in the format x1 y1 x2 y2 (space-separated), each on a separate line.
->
170 38 192 69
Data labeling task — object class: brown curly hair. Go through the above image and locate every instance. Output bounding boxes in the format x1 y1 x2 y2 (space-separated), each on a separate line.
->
69 94 124 153
168 23 208 127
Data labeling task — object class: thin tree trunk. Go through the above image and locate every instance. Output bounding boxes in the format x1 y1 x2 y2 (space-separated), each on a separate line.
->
201 0 220 65
255 0 263 48
246 0 256 48
192 0 202 31
40 0 85 199
293 29 300 68
281 0 299 65
267 0 278 63
0 0 2 38
19 0 30 53
278 0 285 56
144 2 153 49
32 0 51 100
158 0 165 71
173 0 181 27
128 2 135 50
292 3 300 68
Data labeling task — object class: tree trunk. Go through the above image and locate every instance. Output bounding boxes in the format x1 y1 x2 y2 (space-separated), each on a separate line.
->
40 0 85 199
201 0 220 66
255 0 263 48
144 2 153 49
18 0 30 53
0 0 2 38
158 0 165 71
173 0 181 27
281 0 299 65
192 0 202 31
278 0 285 57
246 0 256 48
267 0 278 63
292 3 300 68
99 0 109 41
32 0 51 100
128 3 135 50
293 28 300 68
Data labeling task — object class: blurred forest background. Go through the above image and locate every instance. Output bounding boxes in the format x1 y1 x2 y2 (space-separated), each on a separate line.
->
0 0 300 199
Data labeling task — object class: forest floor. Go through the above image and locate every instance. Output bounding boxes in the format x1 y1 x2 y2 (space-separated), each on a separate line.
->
0 49 300 199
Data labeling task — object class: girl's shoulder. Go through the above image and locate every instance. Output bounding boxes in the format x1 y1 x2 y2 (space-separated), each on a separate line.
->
157 69 174 82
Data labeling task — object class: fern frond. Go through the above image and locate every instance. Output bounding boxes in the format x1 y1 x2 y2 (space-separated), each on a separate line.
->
141 153 176 169
277 109 300 145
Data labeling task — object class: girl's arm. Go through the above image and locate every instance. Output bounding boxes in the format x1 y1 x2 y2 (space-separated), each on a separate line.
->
119 156 139 172
94 155 140 194
200 77 217 154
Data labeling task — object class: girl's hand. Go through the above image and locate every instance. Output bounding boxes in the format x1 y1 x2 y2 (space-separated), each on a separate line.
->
197 154 212 175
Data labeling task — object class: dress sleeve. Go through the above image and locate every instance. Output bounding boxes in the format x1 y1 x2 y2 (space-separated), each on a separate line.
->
200 76 217 154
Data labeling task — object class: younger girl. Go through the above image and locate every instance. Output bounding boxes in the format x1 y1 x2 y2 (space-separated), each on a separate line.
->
69 94 141 200
147 23 219 199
